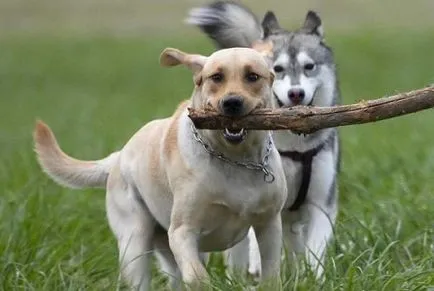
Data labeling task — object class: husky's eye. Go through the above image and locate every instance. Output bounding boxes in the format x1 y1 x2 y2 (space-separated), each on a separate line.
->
246 72 260 82
273 65 284 73
304 63 316 71
210 73 224 83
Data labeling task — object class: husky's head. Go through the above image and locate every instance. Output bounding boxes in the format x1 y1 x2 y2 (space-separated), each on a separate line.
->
261 11 337 107
187 3 338 108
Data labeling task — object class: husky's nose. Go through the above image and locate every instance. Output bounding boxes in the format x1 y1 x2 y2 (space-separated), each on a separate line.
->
221 95 244 116
288 88 305 104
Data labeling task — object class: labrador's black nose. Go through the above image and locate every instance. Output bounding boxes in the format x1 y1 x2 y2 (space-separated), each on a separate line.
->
221 96 244 116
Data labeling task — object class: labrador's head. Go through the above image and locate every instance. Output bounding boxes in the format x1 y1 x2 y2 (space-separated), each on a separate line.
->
160 44 274 145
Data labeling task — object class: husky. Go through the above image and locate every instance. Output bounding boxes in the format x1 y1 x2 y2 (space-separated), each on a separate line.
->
187 1 341 279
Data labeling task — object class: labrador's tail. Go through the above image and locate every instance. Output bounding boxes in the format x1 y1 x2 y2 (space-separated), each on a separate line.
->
33 120 119 189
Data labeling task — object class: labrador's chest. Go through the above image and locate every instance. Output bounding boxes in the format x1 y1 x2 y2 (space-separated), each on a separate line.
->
203 163 283 216
194 166 285 251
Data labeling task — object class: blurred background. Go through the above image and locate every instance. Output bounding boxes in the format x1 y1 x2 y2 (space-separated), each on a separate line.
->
1 0 434 36
1 0 433 290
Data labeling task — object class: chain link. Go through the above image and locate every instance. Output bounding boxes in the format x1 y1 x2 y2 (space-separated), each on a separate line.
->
191 125 275 183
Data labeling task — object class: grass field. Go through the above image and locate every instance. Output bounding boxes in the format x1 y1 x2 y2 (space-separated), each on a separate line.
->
1 6 434 290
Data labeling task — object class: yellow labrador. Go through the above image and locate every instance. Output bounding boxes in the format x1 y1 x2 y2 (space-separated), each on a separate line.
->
33 46 287 290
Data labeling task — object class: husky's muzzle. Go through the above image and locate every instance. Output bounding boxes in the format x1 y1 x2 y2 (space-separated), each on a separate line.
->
288 88 305 105
220 95 248 144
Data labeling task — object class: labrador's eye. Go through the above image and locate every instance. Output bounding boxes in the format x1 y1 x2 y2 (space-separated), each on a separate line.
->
304 63 316 71
246 72 260 82
210 73 224 83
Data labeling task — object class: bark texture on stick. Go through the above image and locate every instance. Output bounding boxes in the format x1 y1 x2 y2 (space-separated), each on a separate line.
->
188 86 434 133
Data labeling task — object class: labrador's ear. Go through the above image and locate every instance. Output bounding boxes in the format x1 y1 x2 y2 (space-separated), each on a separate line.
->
252 40 275 84
269 70 275 86
160 48 207 74
252 40 273 59
252 40 274 73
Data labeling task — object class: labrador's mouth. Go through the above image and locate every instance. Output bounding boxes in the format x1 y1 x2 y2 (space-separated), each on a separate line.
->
223 128 247 144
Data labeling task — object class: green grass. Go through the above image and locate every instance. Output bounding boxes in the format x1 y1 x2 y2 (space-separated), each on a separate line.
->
1 31 433 290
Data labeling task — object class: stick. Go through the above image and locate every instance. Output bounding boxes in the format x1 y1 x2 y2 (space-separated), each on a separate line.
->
188 86 434 133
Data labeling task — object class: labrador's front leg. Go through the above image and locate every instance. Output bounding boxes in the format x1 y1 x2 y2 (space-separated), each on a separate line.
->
168 223 209 288
253 215 282 286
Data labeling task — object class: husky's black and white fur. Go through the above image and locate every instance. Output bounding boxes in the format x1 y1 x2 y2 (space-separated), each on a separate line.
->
187 1 341 278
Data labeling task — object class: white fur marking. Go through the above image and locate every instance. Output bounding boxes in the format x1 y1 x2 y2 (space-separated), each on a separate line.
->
296 52 314 66
299 74 318 105
273 75 291 106
274 53 290 67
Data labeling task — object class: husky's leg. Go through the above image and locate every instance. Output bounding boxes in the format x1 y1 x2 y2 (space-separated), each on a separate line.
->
304 149 337 279
247 228 262 278
225 227 261 277
106 167 154 291
304 203 336 279
225 232 250 274
281 211 305 269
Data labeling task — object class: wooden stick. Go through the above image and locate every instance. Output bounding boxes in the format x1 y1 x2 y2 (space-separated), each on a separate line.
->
188 86 434 133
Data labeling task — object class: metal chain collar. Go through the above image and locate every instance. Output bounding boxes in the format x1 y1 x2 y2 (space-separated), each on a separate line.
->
191 125 275 183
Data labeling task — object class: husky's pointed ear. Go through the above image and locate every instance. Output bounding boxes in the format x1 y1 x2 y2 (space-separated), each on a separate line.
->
261 11 280 38
302 10 324 38
160 48 207 74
